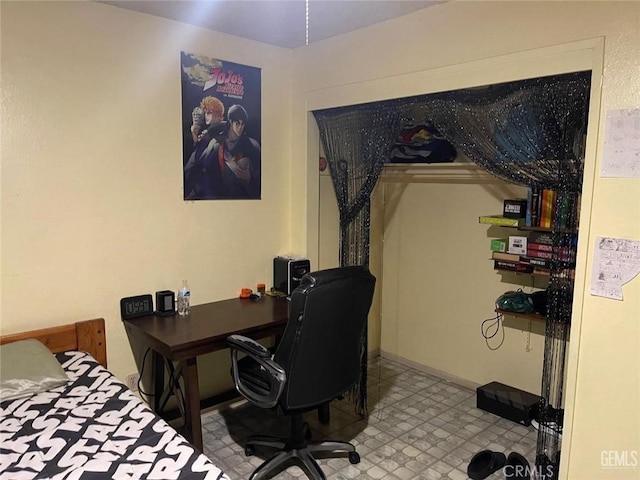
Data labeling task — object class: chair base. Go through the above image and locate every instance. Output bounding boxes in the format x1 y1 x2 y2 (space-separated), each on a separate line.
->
246 434 360 480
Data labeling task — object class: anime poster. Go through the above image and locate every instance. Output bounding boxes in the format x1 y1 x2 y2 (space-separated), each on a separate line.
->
181 52 261 200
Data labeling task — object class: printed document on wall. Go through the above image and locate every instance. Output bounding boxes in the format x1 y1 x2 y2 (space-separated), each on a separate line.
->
590 237 640 300
601 108 640 178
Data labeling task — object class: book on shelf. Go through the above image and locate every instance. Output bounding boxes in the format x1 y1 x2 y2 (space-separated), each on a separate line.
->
527 248 554 260
522 256 552 269
533 268 551 276
556 247 577 263
529 230 554 245
539 190 549 228
554 193 572 230
547 190 557 228
539 189 557 229
490 238 508 252
525 187 533 227
493 260 534 273
492 251 522 262
479 215 525 227
558 268 577 280
526 248 577 263
528 242 553 252
507 235 527 255
503 198 527 219
530 187 541 227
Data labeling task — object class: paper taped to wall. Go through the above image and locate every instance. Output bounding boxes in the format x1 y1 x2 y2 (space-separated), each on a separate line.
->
590 236 640 300
601 108 640 178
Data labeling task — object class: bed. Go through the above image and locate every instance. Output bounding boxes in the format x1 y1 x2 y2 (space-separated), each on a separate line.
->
0 318 230 480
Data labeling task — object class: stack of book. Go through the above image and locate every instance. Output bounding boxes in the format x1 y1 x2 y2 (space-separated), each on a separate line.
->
527 187 557 228
482 192 579 277
490 231 553 275
528 231 577 263
492 252 535 274
526 231 553 273
490 231 578 275
491 252 553 275
482 190 578 231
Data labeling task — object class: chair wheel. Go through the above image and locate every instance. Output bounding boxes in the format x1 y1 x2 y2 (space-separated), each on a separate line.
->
245 445 255 457
348 451 360 464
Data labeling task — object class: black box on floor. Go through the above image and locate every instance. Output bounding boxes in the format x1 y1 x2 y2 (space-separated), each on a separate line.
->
476 382 541 426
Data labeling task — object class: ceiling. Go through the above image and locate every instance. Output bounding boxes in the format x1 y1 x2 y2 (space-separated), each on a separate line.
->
101 1 441 49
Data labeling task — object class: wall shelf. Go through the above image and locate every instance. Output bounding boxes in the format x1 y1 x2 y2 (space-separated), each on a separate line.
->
496 309 546 322
494 266 550 276
381 163 497 183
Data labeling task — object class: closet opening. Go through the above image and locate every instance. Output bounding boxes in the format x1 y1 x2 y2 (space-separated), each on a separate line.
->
314 69 592 479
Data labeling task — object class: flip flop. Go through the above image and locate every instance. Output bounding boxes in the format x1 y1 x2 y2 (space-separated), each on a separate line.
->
504 452 531 479
467 450 507 480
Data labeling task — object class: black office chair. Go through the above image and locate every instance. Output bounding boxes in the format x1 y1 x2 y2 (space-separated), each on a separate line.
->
227 266 376 480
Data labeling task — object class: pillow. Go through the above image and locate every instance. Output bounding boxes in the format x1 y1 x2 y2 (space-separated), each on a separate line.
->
0 339 69 402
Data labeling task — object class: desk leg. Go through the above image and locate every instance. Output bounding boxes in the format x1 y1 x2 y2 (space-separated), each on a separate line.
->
152 350 164 414
318 402 330 424
181 357 203 452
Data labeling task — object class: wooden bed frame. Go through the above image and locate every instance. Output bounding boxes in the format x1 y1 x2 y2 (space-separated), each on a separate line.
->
0 318 107 368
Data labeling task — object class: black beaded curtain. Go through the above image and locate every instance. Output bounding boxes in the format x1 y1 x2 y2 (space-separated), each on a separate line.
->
402 72 590 478
315 72 590 196
313 72 590 474
314 103 407 267
313 103 405 416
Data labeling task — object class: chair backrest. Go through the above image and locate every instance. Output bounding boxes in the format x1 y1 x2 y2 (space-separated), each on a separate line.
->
273 266 376 411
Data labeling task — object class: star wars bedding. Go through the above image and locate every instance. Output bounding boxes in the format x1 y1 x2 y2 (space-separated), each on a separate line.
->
0 351 229 480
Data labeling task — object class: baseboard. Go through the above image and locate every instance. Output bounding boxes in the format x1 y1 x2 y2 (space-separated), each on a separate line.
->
379 350 481 391
368 347 381 359
201 397 248 419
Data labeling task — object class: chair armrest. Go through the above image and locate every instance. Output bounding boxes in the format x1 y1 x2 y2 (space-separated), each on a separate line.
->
227 334 286 409
227 334 271 358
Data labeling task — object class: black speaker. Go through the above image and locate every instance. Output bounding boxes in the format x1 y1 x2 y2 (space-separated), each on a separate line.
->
155 290 175 316
273 256 310 296
477 382 541 426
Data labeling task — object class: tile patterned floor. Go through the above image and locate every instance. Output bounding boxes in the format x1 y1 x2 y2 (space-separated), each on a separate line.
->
201 356 538 480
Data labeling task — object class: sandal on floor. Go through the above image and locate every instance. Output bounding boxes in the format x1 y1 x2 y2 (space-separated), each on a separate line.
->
467 450 507 480
504 452 531 479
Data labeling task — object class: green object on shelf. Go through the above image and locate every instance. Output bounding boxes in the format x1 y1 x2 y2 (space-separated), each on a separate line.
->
496 290 535 313
479 215 525 227
490 238 508 252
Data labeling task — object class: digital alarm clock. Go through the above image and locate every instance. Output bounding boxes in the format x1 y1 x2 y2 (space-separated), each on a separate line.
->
120 294 154 320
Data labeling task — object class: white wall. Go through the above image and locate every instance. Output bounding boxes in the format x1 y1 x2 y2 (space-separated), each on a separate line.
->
292 2 640 478
0 1 293 397
379 170 548 390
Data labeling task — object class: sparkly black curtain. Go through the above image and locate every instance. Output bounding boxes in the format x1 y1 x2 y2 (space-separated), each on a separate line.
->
313 103 405 416
408 74 589 191
313 72 590 474
405 72 590 478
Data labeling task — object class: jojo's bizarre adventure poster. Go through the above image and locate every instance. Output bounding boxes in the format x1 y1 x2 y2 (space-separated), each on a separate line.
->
181 52 261 200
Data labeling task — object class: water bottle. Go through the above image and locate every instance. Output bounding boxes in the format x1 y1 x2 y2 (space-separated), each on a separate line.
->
178 280 190 315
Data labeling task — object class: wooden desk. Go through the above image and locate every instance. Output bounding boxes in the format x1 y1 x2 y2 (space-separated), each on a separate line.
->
123 295 289 451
